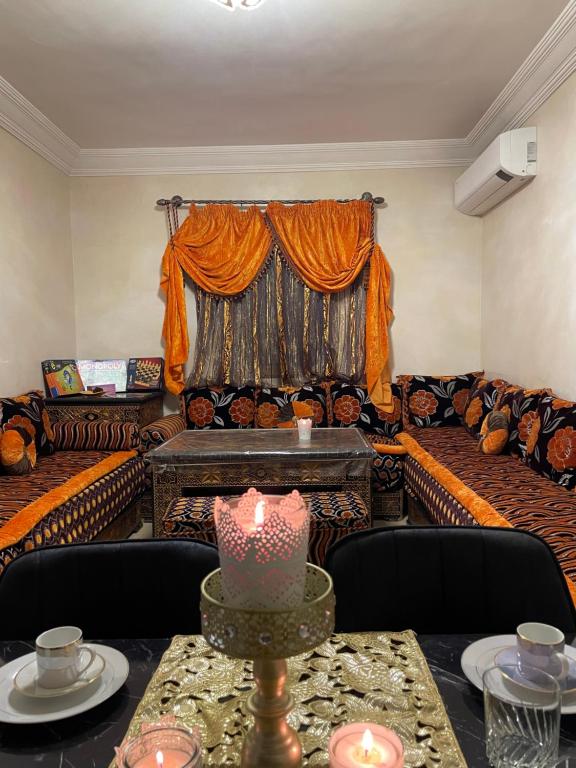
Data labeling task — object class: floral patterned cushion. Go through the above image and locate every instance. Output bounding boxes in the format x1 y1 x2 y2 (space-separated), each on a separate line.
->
497 386 551 459
463 377 508 437
182 386 256 430
526 396 576 489
398 373 479 428
255 386 329 428
0 391 54 456
330 383 402 437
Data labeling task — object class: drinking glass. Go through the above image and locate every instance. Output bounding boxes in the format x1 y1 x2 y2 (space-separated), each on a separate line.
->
483 664 561 768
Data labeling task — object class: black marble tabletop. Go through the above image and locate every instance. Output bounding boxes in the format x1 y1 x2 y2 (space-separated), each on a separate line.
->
0 635 575 767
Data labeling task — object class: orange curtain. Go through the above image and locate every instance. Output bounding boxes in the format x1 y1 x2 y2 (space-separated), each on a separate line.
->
160 204 272 393
267 200 393 411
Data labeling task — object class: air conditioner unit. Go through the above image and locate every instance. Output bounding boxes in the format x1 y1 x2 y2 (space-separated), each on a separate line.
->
454 127 537 216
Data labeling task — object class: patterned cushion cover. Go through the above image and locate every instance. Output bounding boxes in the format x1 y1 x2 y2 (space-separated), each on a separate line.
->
161 490 368 566
182 386 256 430
463 377 508 437
139 414 186 453
0 427 36 475
527 397 576 489
0 391 54 456
255 386 329 428
497 386 551 459
330 382 402 437
53 420 139 451
397 373 479 428
365 434 403 493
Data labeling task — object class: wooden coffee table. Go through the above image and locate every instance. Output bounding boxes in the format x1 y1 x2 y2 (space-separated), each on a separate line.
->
146 428 375 537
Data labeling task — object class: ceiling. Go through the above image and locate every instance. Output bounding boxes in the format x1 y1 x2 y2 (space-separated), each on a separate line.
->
0 0 568 149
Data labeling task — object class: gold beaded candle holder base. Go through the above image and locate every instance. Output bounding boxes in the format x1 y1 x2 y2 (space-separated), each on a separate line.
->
200 564 335 768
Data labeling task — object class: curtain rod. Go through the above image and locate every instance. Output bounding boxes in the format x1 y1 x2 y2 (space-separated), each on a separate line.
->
156 192 386 208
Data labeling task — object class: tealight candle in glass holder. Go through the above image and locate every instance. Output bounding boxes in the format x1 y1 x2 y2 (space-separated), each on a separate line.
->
328 723 404 768
119 726 202 768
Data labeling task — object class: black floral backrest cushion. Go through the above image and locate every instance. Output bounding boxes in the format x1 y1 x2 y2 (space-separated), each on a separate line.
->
330 382 402 438
182 386 256 429
497 385 551 459
0 390 54 456
526 396 576 489
463 378 509 437
398 373 480 429
255 386 329 428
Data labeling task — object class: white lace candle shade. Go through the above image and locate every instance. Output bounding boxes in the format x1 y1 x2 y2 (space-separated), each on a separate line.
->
214 488 310 610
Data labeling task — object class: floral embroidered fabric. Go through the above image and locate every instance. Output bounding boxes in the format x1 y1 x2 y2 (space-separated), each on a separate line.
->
398 373 478 429
330 382 402 437
182 386 256 430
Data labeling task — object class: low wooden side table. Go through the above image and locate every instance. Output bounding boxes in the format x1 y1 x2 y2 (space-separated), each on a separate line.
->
45 392 163 427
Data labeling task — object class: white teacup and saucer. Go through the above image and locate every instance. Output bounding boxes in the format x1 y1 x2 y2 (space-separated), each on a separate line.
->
13 626 105 699
495 622 576 695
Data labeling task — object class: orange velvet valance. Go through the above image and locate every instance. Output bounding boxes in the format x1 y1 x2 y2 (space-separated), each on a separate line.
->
160 199 393 410
160 204 272 393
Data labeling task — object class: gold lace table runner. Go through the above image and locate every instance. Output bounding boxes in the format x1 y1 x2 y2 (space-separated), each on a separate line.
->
111 631 467 767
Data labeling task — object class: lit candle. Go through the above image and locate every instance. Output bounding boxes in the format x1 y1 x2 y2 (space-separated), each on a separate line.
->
214 487 310 610
117 726 202 768
297 417 313 442
328 723 404 768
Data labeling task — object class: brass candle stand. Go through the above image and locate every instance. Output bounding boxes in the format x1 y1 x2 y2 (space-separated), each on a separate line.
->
200 564 335 768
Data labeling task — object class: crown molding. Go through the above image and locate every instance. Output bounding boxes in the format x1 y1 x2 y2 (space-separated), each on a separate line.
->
466 0 576 153
0 75 79 174
1 1 576 175
71 139 473 175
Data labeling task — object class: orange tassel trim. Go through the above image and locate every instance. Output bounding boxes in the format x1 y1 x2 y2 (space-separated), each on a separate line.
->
371 443 408 456
0 451 137 550
397 432 576 605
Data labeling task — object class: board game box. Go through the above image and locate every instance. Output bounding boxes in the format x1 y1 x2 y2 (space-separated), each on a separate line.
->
41 360 85 397
126 357 164 391
77 359 127 392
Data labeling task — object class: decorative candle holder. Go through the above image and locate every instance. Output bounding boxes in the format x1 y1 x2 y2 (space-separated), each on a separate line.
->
297 418 312 442
214 488 310 611
201 564 335 768
118 724 202 768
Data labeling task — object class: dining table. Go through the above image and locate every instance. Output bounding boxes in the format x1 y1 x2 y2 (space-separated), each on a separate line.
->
1 634 576 767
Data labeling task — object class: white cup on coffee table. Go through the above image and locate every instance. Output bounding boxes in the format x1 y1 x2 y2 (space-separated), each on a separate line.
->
35 626 95 689
517 622 569 680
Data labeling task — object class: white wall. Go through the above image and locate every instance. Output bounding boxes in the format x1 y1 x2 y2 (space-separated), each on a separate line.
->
482 71 576 399
0 127 75 395
70 167 483 388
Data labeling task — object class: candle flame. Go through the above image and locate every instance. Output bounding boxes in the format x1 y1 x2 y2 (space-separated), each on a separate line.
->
362 728 373 757
156 750 164 768
254 500 265 527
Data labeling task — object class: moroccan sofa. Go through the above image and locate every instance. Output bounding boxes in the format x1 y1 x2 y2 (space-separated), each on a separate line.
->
0 391 146 574
139 381 406 521
395 374 576 602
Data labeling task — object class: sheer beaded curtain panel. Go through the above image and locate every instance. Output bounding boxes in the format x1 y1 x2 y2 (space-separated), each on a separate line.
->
186 245 366 388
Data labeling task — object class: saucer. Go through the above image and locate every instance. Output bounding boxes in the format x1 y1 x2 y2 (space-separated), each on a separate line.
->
0 644 128 724
461 635 576 714
494 646 576 695
13 648 105 698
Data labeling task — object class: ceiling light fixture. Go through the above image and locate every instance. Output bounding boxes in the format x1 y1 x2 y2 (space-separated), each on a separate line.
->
208 0 268 11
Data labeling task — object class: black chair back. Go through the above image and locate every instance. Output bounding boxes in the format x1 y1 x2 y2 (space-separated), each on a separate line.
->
325 526 576 634
0 539 219 639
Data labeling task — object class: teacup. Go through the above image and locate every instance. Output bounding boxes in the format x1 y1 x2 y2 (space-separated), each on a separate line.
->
517 622 569 679
36 626 95 689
